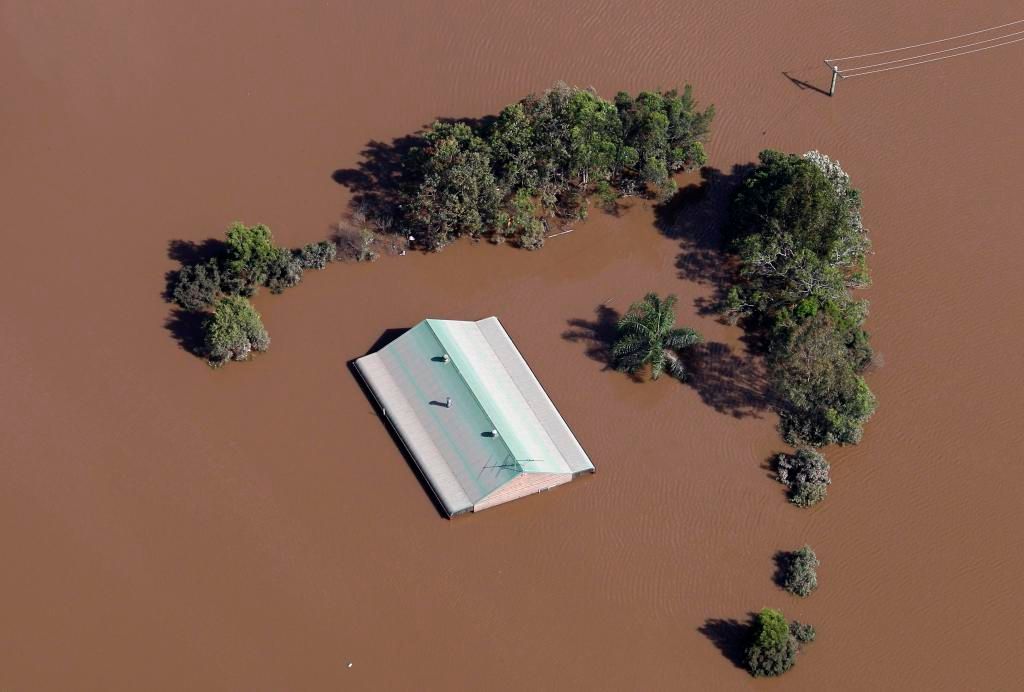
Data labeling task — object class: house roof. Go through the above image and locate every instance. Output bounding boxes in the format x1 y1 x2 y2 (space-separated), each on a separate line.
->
355 317 593 514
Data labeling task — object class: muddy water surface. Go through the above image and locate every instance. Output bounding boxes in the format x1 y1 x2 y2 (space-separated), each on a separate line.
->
2 1 1023 689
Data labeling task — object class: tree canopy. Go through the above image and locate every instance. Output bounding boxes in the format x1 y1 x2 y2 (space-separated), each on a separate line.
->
611 293 702 381
203 295 270 367
727 150 876 446
400 82 713 250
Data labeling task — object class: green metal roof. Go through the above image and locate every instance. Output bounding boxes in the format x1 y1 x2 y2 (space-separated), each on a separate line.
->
356 317 594 514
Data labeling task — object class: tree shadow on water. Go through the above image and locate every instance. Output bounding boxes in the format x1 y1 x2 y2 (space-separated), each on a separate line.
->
331 134 425 222
164 309 207 358
699 616 754 670
561 305 639 378
682 341 771 419
773 550 795 590
654 165 753 315
163 238 228 302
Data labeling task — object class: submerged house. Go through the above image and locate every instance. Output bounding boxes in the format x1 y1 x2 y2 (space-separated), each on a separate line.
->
355 317 594 516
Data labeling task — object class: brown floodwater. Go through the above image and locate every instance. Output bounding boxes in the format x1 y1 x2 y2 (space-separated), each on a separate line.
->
2 1 1023 689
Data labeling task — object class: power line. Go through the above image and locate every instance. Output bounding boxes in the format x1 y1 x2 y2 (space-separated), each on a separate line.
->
839 35 1024 78
826 18 1024 62
838 28 1024 74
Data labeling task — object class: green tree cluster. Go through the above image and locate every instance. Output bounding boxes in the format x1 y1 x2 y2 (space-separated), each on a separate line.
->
611 293 702 381
727 150 876 446
169 223 337 366
402 83 713 250
745 608 813 677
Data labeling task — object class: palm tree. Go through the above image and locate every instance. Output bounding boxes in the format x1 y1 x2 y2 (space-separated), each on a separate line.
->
611 293 703 380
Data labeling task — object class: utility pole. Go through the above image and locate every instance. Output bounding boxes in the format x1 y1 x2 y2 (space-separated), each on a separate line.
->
829 64 839 97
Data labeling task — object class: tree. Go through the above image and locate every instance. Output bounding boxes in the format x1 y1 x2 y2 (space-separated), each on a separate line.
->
745 608 798 677
265 247 303 294
203 295 270 367
782 545 820 597
611 293 703 380
728 150 869 320
407 121 501 251
615 88 713 197
726 150 876 447
776 447 831 507
172 258 221 311
770 312 877 446
222 222 279 295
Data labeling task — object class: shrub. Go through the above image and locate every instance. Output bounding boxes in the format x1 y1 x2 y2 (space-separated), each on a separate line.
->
297 240 337 269
172 258 221 311
776 447 831 507
745 608 797 677
782 545 820 597
594 180 618 212
337 227 379 262
790 621 816 643
203 296 270 367
265 247 303 294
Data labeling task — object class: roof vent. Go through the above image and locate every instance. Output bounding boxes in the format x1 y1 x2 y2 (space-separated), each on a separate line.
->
442 354 450 363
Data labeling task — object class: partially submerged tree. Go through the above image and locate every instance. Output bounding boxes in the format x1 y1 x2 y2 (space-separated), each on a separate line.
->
745 608 798 677
203 295 270 367
745 608 814 677
727 150 876 447
171 258 222 311
776 447 831 507
407 121 501 251
393 82 713 250
221 222 279 296
770 312 876 446
297 240 338 269
782 545 820 598
611 293 702 380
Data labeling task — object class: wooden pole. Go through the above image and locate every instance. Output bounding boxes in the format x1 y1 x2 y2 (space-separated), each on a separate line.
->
829 65 839 97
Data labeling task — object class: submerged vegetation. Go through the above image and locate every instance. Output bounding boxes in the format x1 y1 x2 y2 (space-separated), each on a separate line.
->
781 545 820 598
611 293 703 381
351 82 714 251
744 608 814 677
726 150 876 446
168 222 337 366
168 82 713 367
776 447 831 507
204 295 270 367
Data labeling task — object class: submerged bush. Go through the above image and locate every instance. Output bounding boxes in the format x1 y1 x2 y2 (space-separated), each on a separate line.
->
776 447 831 507
203 296 270 367
745 608 798 677
172 258 221 311
782 545 820 598
297 240 337 269
790 621 816 643
337 227 379 262
265 247 303 294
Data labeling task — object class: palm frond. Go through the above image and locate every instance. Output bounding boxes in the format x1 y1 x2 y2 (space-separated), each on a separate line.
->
663 327 703 350
649 347 666 380
666 352 688 380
